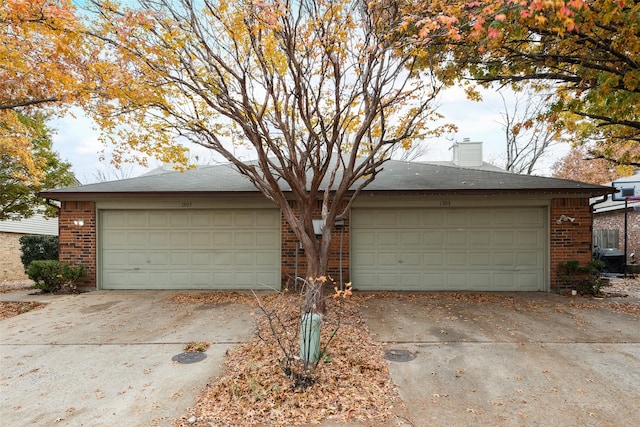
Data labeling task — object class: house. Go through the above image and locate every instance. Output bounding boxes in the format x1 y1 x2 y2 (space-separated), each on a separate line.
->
592 169 640 272
0 214 58 281
40 141 613 292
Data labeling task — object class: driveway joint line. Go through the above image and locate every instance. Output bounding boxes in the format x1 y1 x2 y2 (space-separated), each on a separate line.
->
379 340 640 345
0 341 246 346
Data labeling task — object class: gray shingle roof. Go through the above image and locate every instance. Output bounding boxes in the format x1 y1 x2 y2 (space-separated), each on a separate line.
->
40 160 613 199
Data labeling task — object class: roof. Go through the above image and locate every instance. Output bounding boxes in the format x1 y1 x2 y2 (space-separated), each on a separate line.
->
40 160 613 200
0 213 58 235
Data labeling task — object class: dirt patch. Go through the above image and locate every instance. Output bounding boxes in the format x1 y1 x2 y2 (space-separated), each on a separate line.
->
0 301 45 320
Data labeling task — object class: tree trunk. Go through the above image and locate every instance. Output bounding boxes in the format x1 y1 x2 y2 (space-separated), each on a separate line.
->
304 252 326 314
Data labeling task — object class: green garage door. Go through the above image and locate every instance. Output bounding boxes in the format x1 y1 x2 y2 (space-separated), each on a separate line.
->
351 207 546 291
100 209 280 289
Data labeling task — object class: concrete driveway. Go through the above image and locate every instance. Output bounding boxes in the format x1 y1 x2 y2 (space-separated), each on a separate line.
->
360 293 640 427
2 291 639 427
0 290 255 426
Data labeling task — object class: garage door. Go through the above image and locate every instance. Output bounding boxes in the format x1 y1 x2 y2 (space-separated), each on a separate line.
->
100 209 280 289
351 207 546 291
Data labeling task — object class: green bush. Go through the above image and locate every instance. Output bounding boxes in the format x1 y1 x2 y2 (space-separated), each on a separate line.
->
557 259 607 296
27 260 87 293
19 235 58 271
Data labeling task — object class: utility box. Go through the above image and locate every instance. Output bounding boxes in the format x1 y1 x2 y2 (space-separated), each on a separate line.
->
300 313 322 364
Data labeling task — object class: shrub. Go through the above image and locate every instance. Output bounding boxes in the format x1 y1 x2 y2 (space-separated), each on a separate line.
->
557 259 607 295
26 260 87 293
19 235 58 271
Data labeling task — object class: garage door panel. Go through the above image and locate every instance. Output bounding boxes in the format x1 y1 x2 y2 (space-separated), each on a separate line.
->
399 232 420 246
352 207 546 291
446 211 467 226
517 252 541 267
494 231 515 245
399 252 421 266
470 211 492 226
424 273 445 288
470 231 491 245
470 252 490 266
256 251 278 265
494 210 516 225
353 252 375 266
423 230 444 245
234 212 255 226
212 252 233 265
494 252 514 266
170 252 190 266
191 253 211 265
191 232 212 246
399 212 421 227
447 231 467 245
377 232 398 245
169 214 189 227
446 252 467 266
422 211 444 226
256 231 278 247
424 252 444 265
101 209 280 290
148 232 168 246
234 232 255 246
213 232 233 246
191 212 211 226
519 209 544 225
377 252 398 266
213 212 233 226
518 230 542 246
236 252 255 265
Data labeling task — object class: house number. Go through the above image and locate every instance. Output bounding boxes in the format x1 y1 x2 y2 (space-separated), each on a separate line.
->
181 202 192 208
439 200 451 206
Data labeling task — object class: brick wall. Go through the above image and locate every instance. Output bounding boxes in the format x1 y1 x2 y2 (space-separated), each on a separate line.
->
0 232 28 281
593 209 640 265
550 198 593 289
59 201 97 287
281 200 350 289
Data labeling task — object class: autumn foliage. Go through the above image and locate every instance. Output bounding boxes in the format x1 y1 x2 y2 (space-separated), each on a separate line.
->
398 0 640 167
0 0 94 184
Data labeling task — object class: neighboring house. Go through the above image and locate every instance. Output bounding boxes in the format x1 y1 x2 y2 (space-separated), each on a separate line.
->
0 214 58 281
592 169 640 271
40 141 612 292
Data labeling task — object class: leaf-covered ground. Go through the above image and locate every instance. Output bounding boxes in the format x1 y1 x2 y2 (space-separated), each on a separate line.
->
170 292 404 426
169 279 638 426
0 301 45 320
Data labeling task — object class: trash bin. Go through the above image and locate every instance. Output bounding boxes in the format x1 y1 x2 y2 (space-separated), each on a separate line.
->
595 247 625 274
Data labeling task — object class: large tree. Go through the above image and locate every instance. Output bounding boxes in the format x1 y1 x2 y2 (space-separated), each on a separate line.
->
1 0 97 183
0 113 76 220
84 0 447 308
400 0 640 167
552 144 639 184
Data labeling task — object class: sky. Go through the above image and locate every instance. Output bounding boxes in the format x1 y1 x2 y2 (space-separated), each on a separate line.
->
51 86 571 185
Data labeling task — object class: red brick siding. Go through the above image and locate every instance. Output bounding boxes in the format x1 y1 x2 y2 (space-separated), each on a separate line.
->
550 198 593 289
57 196 597 291
281 201 350 289
59 201 96 288
593 209 640 265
